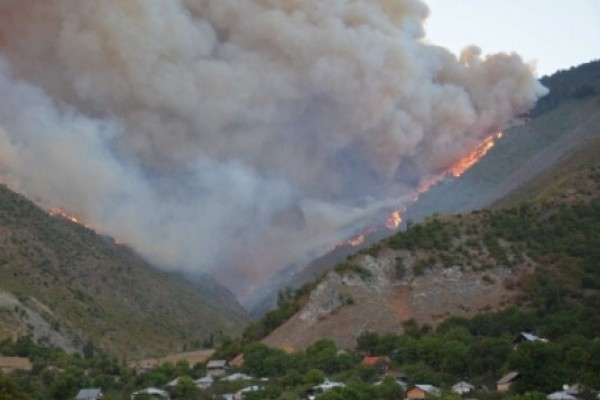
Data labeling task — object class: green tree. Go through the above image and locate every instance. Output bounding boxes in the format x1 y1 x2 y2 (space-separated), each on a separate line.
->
307 339 339 374
304 369 325 385
0 371 28 400
356 331 380 355
377 376 403 400
509 342 568 393
172 376 199 399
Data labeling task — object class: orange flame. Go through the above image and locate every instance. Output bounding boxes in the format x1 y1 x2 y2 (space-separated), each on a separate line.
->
447 132 503 178
49 208 94 229
347 235 365 247
385 209 402 230
329 131 503 255
48 207 123 246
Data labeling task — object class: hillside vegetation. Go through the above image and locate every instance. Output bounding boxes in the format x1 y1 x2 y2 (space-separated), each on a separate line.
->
196 134 600 397
0 185 249 358
532 59 600 117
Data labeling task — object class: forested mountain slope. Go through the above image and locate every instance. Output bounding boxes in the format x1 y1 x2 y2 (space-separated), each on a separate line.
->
262 138 600 351
0 185 249 358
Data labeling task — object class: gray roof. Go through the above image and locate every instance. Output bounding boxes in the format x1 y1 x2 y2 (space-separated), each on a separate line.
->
497 371 520 384
223 373 253 381
453 381 475 389
517 332 548 343
195 375 214 384
207 359 228 368
415 385 441 396
76 388 102 400
547 391 577 400
567 384 584 395
132 387 169 398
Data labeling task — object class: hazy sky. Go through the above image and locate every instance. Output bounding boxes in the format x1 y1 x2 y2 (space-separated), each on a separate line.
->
424 0 600 77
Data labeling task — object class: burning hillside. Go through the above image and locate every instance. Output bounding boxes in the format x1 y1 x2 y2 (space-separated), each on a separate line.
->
0 0 546 297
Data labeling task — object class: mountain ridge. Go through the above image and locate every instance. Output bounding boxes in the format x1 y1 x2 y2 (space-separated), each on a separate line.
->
245 60 600 316
262 143 600 350
0 184 249 358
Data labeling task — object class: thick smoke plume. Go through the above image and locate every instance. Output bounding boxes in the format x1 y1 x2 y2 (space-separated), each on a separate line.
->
0 0 547 299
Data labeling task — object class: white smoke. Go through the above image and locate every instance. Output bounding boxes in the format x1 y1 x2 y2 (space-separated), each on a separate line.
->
0 0 547 298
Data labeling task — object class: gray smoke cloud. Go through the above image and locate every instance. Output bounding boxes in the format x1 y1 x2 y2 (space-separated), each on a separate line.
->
0 0 547 298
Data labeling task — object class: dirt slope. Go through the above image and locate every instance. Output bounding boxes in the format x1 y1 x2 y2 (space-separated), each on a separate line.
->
265 238 533 351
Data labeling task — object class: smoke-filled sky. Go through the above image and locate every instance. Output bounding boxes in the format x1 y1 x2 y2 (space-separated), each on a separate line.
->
0 0 547 299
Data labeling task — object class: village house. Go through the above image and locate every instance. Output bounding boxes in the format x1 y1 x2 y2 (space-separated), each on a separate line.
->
206 359 229 377
223 372 253 382
452 381 475 395
566 383 585 396
547 391 578 400
234 385 263 400
75 388 103 400
307 379 346 400
405 385 441 400
513 332 548 347
165 377 181 388
130 387 170 399
194 375 213 389
361 355 392 375
497 371 520 392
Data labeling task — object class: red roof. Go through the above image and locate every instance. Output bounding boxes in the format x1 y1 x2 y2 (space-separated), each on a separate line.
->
361 356 391 366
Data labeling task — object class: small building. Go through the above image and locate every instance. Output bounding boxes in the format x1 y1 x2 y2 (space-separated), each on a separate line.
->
130 387 170 399
75 388 103 400
547 391 578 400
234 385 263 400
0 356 33 372
452 381 475 395
362 356 392 374
223 373 253 382
405 385 441 400
195 375 213 389
206 359 229 377
165 377 182 388
566 384 584 396
514 332 548 347
497 371 519 392
307 379 346 400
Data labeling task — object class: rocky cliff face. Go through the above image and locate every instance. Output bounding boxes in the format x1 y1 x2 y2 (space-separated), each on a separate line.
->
0 291 79 352
265 230 534 351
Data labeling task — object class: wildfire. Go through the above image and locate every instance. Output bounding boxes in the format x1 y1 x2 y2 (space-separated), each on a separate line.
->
385 209 402 230
48 207 123 246
347 235 365 247
49 208 94 230
447 132 503 178
331 131 504 252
